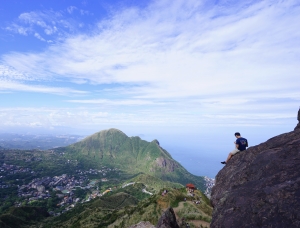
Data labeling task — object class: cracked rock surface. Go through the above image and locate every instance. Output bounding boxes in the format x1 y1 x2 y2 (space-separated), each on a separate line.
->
156 207 179 228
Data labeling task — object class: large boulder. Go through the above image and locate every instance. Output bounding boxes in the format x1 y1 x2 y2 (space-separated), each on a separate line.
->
210 109 300 227
156 207 179 228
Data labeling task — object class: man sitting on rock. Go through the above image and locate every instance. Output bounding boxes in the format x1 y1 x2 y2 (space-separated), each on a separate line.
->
221 132 248 164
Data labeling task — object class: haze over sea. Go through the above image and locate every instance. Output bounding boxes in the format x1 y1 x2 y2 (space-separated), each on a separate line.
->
0 0 299 179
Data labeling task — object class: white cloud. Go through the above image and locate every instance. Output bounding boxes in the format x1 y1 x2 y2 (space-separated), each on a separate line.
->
0 64 32 81
80 10 90 16
18 11 61 36
67 99 165 106
5 23 31 35
2 0 299 95
4 10 79 41
0 62 86 96
34 32 46 41
67 6 77 14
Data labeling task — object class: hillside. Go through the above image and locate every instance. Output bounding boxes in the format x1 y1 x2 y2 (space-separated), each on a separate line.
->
210 109 300 227
0 206 49 228
0 129 211 227
109 186 212 228
57 128 205 191
39 186 212 228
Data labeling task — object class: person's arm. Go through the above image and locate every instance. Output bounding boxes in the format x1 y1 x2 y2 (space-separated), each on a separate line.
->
234 140 239 149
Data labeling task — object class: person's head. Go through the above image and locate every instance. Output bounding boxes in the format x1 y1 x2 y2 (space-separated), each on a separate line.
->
234 132 241 138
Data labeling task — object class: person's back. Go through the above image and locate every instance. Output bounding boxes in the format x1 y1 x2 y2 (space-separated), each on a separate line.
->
236 137 248 151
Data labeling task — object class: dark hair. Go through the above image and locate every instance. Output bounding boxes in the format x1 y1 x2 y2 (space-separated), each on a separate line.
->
234 132 241 136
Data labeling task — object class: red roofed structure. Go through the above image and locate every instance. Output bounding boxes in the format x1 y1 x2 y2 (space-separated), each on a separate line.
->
186 183 196 193
186 183 195 189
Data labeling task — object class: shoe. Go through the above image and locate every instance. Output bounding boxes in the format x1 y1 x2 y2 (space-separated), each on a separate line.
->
221 161 226 164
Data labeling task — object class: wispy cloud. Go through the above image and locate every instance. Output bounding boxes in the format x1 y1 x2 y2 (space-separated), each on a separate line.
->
0 64 32 81
3 8 87 42
67 6 77 14
2 0 299 95
0 80 87 95
67 99 165 106
34 32 46 42
0 64 87 95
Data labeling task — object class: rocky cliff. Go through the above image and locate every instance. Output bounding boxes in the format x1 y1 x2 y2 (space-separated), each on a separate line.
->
210 109 300 227
156 208 179 228
127 208 179 228
295 107 300 130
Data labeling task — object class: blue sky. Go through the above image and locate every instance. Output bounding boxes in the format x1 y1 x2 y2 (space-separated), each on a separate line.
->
1 0 300 177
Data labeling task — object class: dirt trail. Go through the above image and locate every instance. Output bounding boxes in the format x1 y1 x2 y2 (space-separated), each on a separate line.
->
189 220 211 227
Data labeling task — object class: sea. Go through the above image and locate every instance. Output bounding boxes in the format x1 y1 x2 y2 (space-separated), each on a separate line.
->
163 144 223 178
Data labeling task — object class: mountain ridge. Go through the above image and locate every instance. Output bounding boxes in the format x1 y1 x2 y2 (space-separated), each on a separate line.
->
57 128 206 191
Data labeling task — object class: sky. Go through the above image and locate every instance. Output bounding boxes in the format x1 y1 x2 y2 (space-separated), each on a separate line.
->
0 0 300 177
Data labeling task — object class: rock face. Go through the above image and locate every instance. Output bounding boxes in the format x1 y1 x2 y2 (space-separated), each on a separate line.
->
155 157 178 172
210 111 300 227
295 107 300 130
156 207 180 228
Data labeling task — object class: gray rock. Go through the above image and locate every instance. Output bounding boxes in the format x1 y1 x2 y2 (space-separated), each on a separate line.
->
295 107 300 130
210 110 300 227
155 157 178 172
156 207 180 228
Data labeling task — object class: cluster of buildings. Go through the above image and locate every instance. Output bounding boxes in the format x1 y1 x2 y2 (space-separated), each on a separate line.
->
12 167 121 214
204 176 215 198
0 163 33 188
15 166 119 199
18 174 88 200
0 163 32 176
0 182 12 189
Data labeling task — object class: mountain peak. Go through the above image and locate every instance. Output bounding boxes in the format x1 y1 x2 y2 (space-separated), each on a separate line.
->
62 129 205 190
92 128 126 136
151 139 160 145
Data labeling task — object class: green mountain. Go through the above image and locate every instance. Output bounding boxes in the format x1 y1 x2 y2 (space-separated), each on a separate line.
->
57 128 205 191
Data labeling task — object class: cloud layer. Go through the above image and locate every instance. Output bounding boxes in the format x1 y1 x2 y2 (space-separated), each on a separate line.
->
0 0 299 132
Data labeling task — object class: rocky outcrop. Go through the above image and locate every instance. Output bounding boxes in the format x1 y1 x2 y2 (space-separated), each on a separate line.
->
156 207 180 228
155 157 178 172
210 110 300 227
128 208 180 228
295 107 300 130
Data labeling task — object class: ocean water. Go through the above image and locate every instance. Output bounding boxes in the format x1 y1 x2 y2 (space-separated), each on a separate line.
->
164 145 223 178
